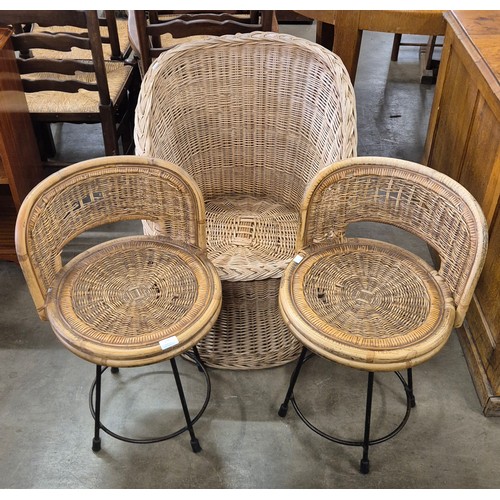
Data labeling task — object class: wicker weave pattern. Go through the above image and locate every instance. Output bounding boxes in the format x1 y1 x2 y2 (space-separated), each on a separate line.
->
301 243 434 340
16 156 206 321
279 156 488 372
45 235 220 366
134 32 357 369
205 195 298 280
136 32 357 209
197 278 299 369
300 157 488 327
283 240 454 370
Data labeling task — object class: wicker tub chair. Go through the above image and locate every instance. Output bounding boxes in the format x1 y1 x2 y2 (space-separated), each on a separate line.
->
134 32 357 369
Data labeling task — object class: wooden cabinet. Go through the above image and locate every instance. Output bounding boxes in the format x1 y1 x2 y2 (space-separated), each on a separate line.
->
423 11 500 416
0 28 43 262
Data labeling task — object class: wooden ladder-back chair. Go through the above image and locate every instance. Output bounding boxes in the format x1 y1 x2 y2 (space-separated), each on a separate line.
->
15 155 222 452
100 11 132 61
134 32 357 369
28 10 132 62
0 11 138 168
277 156 488 473
128 10 277 76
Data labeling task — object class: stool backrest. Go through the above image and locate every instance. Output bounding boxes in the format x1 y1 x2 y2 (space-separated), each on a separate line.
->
299 156 488 327
15 156 206 320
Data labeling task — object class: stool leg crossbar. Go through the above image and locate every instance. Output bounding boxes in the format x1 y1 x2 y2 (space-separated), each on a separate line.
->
90 347 210 453
278 347 415 474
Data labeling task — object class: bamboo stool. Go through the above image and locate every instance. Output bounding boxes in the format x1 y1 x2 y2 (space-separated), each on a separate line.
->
15 156 222 452
278 157 488 473
134 32 357 369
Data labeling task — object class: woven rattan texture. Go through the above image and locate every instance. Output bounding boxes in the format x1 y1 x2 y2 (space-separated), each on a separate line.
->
135 33 357 208
281 240 455 371
46 236 221 366
279 156 488 372
197 278 298 369
16 156 206 320
300 157 488 327
135 32 357 369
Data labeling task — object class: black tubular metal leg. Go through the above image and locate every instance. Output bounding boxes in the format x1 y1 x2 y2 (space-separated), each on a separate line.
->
92 365 102 452
279 346 308 417
192 345 204 372
360 371 375 474
170 357 201 453
407 368 416 407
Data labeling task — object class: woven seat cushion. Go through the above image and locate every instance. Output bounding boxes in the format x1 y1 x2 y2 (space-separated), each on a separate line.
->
24 61 133 114
279 238 456 372
45 236 221 367
206 195 298 281
143 194 299 282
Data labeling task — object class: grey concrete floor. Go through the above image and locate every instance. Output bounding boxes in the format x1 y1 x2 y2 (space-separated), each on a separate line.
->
1 23 499 490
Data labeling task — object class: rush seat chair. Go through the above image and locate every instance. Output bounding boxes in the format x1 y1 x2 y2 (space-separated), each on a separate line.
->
277 156 488 473
0 11 138 166
15 156 222 452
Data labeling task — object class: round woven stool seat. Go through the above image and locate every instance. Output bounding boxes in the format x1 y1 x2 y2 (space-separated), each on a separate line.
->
279 238 456 372
46 235 222 368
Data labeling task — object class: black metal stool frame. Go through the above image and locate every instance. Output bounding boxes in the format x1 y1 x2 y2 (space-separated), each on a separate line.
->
278 347 416 474
90 346 210 453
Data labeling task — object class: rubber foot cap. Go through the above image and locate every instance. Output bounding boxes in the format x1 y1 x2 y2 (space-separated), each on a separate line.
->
278 404 288 417
360 458 370 474
92 438 101 452
191 438 202 453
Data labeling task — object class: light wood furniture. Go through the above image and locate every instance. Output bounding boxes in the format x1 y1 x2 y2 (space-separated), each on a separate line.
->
15 155 222 451
0 28 43 263
278 156 488 473
423 11 500 416
295 10 446 82
134 32 357 369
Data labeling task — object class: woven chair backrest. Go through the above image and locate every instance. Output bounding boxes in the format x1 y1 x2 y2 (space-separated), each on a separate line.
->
299 156 488 327
134 32 357 211
15 156 206 320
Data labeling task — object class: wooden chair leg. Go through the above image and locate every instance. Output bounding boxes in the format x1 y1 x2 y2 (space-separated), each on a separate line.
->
316 21 334 50
391 33 402 61
425 35 438 70
99 105 119 156
32 122 56 160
